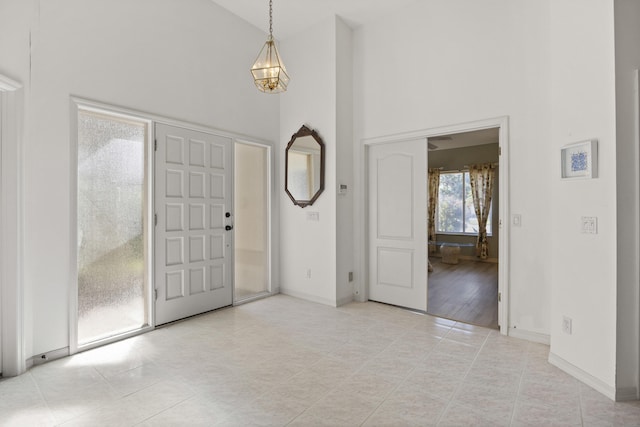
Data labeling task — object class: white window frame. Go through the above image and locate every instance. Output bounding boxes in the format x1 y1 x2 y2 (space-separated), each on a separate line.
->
70 100 154 354
233 140 274 304
69 97 279 353
436 170 493 237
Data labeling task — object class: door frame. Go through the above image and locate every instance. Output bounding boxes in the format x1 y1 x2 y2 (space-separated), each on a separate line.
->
69 100 155 354
0 74 25 376
69 97 277 354
358 116 510 335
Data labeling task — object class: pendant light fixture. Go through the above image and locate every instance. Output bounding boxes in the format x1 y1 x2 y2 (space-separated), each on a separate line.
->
250 0 289 93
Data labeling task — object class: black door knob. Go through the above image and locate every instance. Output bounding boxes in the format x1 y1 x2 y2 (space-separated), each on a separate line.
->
225 212 231 218
225 225 233 231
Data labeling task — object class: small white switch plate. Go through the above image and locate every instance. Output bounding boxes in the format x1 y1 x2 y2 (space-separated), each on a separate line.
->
512 214 522 227
581 216 597 234
307 211 319 221
562 316 573 335
306 269 311 279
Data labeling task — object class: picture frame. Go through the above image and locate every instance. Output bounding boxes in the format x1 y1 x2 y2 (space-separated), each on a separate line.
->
561 139 598 179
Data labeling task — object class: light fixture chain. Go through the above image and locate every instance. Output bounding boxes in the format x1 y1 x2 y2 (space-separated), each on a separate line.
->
269 0 273 37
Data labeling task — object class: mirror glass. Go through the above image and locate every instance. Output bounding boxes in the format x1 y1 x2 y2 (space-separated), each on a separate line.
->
285 125 324 207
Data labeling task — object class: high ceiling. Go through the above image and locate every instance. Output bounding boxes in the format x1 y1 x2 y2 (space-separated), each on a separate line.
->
211 0 418 39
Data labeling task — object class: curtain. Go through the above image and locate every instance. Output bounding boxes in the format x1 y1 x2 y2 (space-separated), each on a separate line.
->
427 168 440 255
469 163 496 259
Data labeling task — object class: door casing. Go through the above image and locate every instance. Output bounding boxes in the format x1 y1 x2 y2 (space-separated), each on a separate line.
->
0 74 25 376
359 116 510 335
69 98 277 354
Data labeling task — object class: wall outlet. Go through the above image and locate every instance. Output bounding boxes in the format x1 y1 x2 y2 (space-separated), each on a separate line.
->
562 316 572 335
581 216 597 234
306 268 311 279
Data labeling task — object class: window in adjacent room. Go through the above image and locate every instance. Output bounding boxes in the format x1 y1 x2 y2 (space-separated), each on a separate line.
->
436 171 492 235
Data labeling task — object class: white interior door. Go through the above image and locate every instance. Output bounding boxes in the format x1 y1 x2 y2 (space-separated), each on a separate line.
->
368 139 428 311
155 123 233 325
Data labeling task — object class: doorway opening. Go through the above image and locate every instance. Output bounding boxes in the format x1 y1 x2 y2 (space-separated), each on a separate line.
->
426 128 499 329
363 117 509 334
234 141 271 302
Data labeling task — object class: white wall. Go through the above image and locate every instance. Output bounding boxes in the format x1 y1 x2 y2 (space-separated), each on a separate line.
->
0 0 36 363
548 0 618 394
614 0 640 399
279 17 338 306
4 0 279 357
354 0 621 394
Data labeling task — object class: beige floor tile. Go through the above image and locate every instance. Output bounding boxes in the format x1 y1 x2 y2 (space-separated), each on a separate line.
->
511 400 582 426
288 392 380 426
0 295 630 427
438 402 510 427
363 392 447 426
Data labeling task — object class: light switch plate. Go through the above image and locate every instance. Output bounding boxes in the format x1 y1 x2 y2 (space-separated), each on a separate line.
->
512 214 522 227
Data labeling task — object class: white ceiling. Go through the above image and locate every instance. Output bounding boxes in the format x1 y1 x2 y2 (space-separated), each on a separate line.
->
428 128 499 151
211 0 418 39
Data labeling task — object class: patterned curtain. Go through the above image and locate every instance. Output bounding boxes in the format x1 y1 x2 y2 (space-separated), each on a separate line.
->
427 168 440 254
469 163 496 259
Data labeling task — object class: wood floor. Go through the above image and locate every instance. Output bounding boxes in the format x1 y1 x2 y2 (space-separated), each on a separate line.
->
427 257 499 329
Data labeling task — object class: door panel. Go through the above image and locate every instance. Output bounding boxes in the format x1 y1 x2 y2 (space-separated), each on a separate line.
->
155 124 233 325
368 139 427 311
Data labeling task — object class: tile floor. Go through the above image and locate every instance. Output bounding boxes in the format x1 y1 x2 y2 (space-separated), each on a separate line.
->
1 295 639 426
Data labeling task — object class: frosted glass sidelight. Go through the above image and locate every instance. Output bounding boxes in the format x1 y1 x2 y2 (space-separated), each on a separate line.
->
234 142 270 301
77 110 149 345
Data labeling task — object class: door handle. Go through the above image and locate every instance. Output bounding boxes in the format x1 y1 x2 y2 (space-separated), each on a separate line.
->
225 225 233 231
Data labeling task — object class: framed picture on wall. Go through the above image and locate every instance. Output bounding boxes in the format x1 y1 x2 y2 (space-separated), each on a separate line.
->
561 139 598 179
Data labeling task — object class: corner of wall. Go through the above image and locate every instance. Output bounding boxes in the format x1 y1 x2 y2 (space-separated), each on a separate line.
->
614 0 640 401
549 352 616 401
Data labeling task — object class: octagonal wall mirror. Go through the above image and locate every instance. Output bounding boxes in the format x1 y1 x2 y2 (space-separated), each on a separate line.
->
285 125 325 208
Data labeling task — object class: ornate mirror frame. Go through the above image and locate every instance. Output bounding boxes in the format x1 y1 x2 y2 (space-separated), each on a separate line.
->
285 125 325 208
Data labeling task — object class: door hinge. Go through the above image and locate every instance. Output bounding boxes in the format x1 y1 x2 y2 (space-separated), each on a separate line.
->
154 139 158 151
498 292 502 302
154 289 158 301
498 146 502 156
154 213 158 226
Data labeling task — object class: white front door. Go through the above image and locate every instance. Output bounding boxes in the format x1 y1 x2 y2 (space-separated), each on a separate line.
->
155 124 233 325
368 139 428 311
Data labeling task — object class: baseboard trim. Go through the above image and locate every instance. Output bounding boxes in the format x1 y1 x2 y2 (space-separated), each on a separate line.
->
548 352 616 401
280 287 337 307
336 295 354 307
616 386 639 401
29 347 70 368
509 328 550 345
